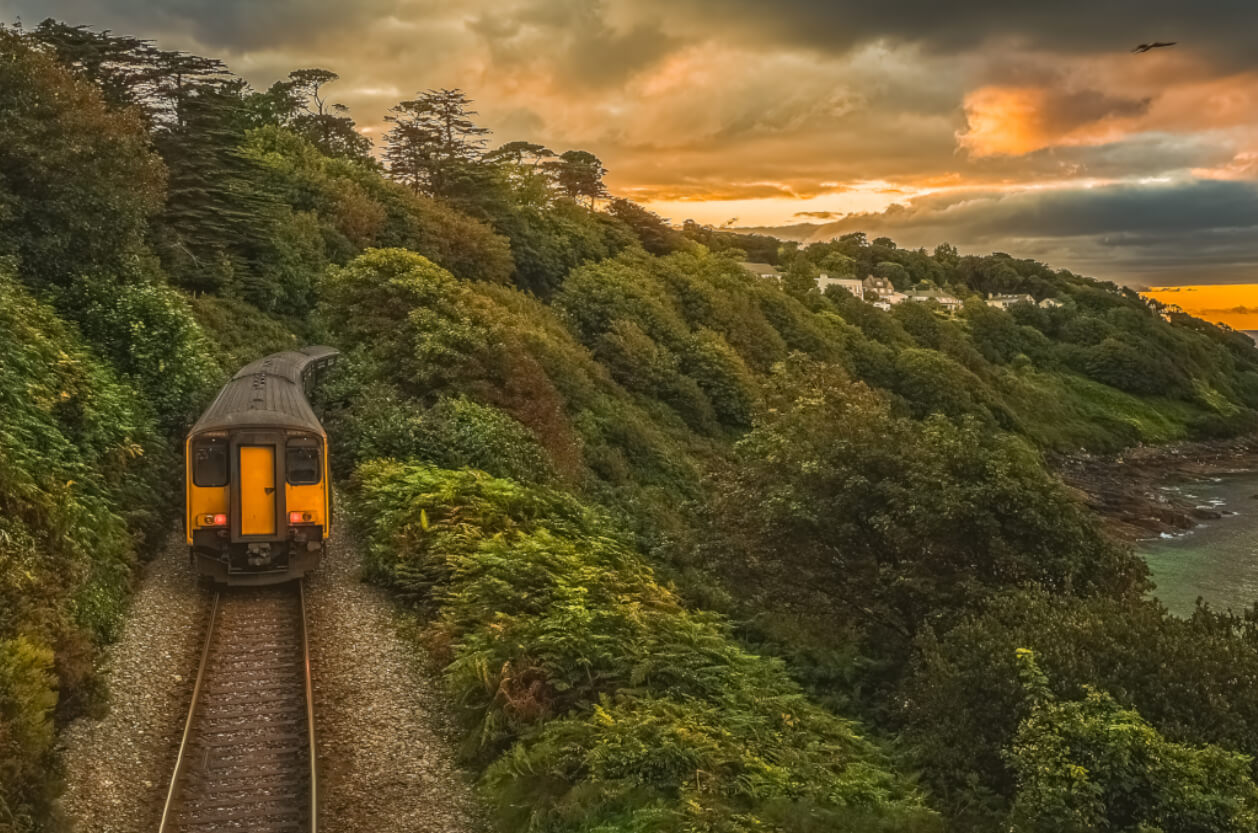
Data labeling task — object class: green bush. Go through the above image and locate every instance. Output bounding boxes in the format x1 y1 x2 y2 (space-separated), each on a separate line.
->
352 460 938 832
318 248 712 512
491 199 637 297
0 267 162 828
55 273 220 433
240 125 516 284
322 381 555 485
187 294 301 373
0 637 58 833
0 31 163 289
702 359 1145 657
681 329 759 428
900 590 1258 829
1006 651 1258 833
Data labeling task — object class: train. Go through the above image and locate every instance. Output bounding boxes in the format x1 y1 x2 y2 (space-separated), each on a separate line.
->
185 346 339 585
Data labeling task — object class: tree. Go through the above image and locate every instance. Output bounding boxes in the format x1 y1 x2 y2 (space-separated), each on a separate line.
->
933 242 960 267
384 89 490 197
485 140 555 168
607 199 687 256
489 199 635 296
873 260 911 289
252 68 373 161
28 19 159 111
153 79 300 302
701 358 1146 674
0 29 165 289
548 149 607 206
781 256 819 297
819 251 858 275
1006 650 1258 833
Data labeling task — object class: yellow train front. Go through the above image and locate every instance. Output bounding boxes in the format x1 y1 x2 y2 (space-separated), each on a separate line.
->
185 347 338 585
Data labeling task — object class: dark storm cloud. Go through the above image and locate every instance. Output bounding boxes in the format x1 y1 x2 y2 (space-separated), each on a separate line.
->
1204 306 1258 315
966 134 1236 182
814 179 1258 241
2 0 408 50
803 179 1258 283
14 0 1258 64
467 1 679 88
1038 89 1150 133
671 0 1258 66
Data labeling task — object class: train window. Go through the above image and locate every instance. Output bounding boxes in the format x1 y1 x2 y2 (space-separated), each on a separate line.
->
286 445 321 485
193 440 228 487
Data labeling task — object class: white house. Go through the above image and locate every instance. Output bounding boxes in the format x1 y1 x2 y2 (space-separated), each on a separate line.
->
739 262 780 280
1039 297 1063 309
987 293 1035 310
863 274 896 297
907 290 962 311
818 275 865 296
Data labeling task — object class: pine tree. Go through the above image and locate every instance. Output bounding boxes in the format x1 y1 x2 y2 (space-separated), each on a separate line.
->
384 89 490 197
254 68 373 161
547 150 608 207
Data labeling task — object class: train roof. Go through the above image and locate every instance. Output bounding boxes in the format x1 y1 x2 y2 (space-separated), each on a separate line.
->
190 346 339 435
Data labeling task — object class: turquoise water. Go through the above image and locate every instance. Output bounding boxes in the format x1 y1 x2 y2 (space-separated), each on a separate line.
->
1137 472 1258 616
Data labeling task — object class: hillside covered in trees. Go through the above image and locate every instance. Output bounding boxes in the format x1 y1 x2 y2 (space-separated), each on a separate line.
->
8 20 1258 833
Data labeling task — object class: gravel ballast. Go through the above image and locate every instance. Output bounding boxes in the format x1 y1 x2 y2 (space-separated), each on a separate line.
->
55 526 485 833
305 527 487 833
55 532 207 833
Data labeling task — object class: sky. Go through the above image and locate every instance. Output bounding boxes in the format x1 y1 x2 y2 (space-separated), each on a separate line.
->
7 0 1258 290
1144 284 1258 332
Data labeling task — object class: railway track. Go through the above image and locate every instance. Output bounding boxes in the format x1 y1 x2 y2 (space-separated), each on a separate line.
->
159 582 317 833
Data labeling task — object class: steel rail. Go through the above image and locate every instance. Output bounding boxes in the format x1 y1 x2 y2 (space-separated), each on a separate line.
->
156 582 316 832
157 590 221 833
299 579 319 831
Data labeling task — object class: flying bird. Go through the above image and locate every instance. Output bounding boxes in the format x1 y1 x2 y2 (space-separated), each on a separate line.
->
1132 42 1176 53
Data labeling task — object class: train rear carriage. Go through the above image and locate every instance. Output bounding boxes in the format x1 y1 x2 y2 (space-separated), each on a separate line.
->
185 346 338 585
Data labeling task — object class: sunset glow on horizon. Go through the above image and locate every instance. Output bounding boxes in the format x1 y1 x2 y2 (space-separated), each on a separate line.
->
1144 284 1258 332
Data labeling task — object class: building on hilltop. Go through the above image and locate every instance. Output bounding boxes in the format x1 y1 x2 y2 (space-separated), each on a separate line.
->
818 274 864 296
986 293 1036 310
739 262 780 280
907 289 962 311
863 274 896 297
1039 297 1063 309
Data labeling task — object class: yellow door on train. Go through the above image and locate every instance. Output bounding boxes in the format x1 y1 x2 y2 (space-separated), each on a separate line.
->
240 446 276 536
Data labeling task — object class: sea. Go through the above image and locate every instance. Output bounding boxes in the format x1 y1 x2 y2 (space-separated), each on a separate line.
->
1137 471 1258 616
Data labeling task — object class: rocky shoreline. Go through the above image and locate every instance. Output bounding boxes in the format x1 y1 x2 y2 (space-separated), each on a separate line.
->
1056 434 1258 542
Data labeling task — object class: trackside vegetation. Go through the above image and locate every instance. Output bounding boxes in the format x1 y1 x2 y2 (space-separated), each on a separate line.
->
0 265 168 828
353 461 939 832
12 17 1258 833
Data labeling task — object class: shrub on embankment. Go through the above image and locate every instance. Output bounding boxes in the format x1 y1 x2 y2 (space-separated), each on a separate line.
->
0 268 173 830
352 459 940 833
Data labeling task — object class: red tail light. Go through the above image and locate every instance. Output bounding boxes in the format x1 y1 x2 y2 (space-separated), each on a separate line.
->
202 513 227 527
289 511 314 524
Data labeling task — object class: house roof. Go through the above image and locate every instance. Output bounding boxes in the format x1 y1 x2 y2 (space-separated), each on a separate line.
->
739 262 779 275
